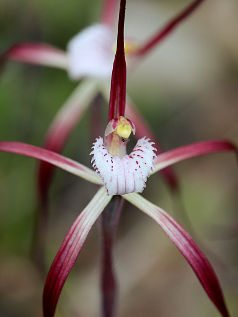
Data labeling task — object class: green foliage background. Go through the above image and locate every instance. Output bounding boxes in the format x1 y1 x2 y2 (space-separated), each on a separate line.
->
0 0 238 316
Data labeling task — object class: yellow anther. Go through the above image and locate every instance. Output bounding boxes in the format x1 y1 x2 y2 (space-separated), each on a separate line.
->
112 41 138 55
124 41 138 54
116 117 132 139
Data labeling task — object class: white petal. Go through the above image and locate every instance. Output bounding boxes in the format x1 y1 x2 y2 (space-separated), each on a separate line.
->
91 137 156 195
67 24 115 80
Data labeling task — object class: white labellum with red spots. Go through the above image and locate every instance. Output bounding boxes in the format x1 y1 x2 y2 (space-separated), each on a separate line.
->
91 137 156 195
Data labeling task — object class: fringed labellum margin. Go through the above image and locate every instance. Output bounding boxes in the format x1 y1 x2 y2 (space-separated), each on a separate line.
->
91 116 156 195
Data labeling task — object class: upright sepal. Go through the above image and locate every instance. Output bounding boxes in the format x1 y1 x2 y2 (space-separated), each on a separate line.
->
108 0 127 120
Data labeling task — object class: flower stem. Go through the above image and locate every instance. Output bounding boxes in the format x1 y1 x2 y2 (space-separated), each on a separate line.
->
100 196 124 317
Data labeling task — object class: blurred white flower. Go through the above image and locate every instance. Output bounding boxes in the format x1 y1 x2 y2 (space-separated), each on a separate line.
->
67 24 115 79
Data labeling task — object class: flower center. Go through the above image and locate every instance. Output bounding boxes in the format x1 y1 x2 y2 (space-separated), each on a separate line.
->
124 41 138 54
104 116 135 157
112 41 138 55
115 116 132 138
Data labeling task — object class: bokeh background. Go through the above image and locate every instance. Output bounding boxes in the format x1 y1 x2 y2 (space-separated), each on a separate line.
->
0 0 238 316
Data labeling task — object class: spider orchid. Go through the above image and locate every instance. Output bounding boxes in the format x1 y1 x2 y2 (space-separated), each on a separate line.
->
0 1 236 316
0 0 206 208
0 0 208 271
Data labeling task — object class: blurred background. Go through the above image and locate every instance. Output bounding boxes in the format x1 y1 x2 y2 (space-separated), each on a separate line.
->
0 0 238 316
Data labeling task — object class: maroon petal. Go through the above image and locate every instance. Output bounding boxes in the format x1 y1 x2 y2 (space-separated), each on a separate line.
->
1 43 67 69
108 0 126 120
124 193 230 317
43 187 111 317
37 80 97 205
126 98 178 190
132 0 205 56
100 0 120 27
152 140 236 174
0 141 101 184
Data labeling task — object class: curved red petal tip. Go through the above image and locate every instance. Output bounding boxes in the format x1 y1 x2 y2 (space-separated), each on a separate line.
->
157 209 230 317
108 0 127 120
153 140 237 173
43 188 111 317
1 43 67 69
125 194 230 317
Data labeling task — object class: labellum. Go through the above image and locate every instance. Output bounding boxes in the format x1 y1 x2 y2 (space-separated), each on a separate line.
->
91 116 156 195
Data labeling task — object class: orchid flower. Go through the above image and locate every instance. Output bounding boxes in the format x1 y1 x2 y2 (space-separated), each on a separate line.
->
0 1 236 316
1 1 208 270
0 0 208 271
1 1 209 271
1 0 206 207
